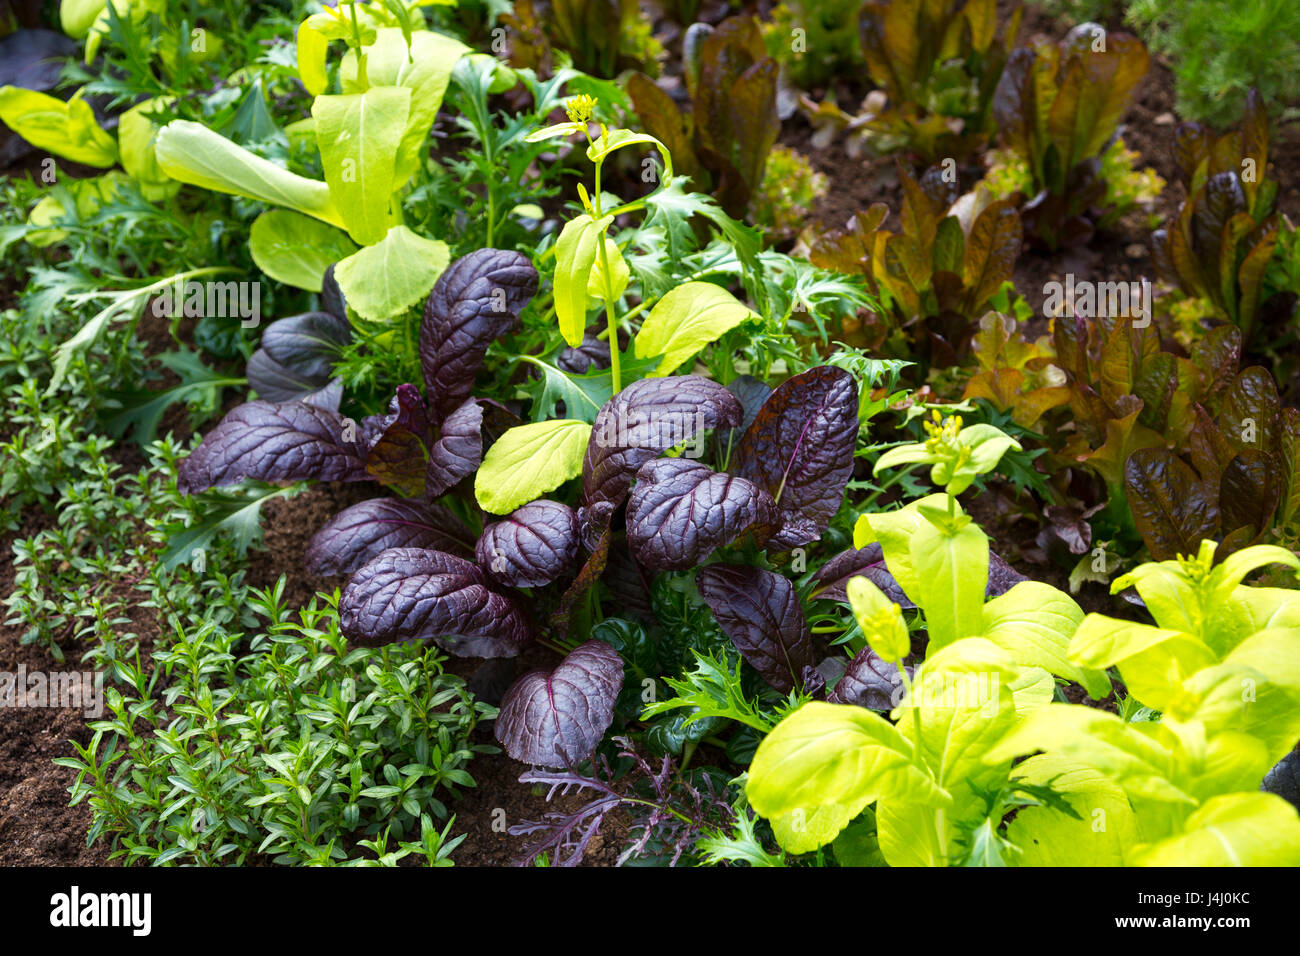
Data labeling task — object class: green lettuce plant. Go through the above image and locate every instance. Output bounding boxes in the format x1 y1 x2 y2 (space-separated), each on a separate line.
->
744 417 1115 863
991 541 1300 865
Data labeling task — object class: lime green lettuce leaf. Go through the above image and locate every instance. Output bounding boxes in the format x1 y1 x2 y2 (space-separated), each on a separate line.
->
1069 614 1218 714
0 87 117 167
746 700 950 855
155 120 344 229
633 281 757 376
475 419 592 514
331 224 448 322
1005 753 1141 866
908 513 987 650
553 213 614 348
117 96 179 200
340 28 469 186
248 210 358 292
1180 627 1300 759
1129 792 1300 866
985 705 1193 806
312 86 410 246
61 0 106 38
982 582 1111 698
853 493 949 602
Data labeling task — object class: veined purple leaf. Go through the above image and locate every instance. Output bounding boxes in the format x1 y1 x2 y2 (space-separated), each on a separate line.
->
583 375 743 508
557 332 613 374
477 499 581 588
260 310 351 381
177 400 367 494
425 398 484 498
625 459 776 572
365 384 431 497
339 548 532 657
696 564 816 693
495 641 624 767
302 380 344 411
577 500 617 553
246 349 330 404
421 249 538 423
305 498 475 576
732 366 858 549
828 647 907 710
811 544 912 607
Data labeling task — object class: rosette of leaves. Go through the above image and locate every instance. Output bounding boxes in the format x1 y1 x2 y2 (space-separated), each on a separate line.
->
1151 89 1286 348
987 542 1300 866
1049 314 1299 561
627 16 780 219
503 0 659 80
762 0 866 92
744 492 1112 862
852 0 1023 161
961 312 1070 429
806 166 1022 364
991 23 1149 249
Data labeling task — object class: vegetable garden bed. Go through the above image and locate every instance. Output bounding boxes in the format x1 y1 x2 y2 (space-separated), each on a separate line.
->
2 0 1300 872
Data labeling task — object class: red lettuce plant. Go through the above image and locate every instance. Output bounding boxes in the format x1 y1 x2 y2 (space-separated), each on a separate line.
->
628 16 779 219
991 23 1149 249
1152 89 1284 347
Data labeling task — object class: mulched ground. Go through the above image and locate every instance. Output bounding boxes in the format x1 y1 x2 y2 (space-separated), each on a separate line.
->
3 3 1295 866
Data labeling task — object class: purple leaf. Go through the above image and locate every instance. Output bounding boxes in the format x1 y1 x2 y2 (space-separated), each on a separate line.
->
425 398 484 498
715 373 771 460
420 249 538 422
696 564 817 693
305 498 475 576
732 366 858 549
177 400 367 494
828 647 906 710
340 548 532 656
557 332 613 374
625 459 776 572
246 349 331 404
364 384 431 497
0 29 77 91
495 641 624 767
320 263 347 321
477 499 581 588
260 310 351 381
811 544 913 607
583 375 743 508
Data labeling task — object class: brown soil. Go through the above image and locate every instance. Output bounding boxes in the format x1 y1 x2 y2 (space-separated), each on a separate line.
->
0 505 110 865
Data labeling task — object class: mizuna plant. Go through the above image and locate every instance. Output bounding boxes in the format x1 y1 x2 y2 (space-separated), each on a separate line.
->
1152 89 1282 347
990 23 1150 249
745 418 1114 862
989 542 1300 865
627 16 781 220
806 169 1022 364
